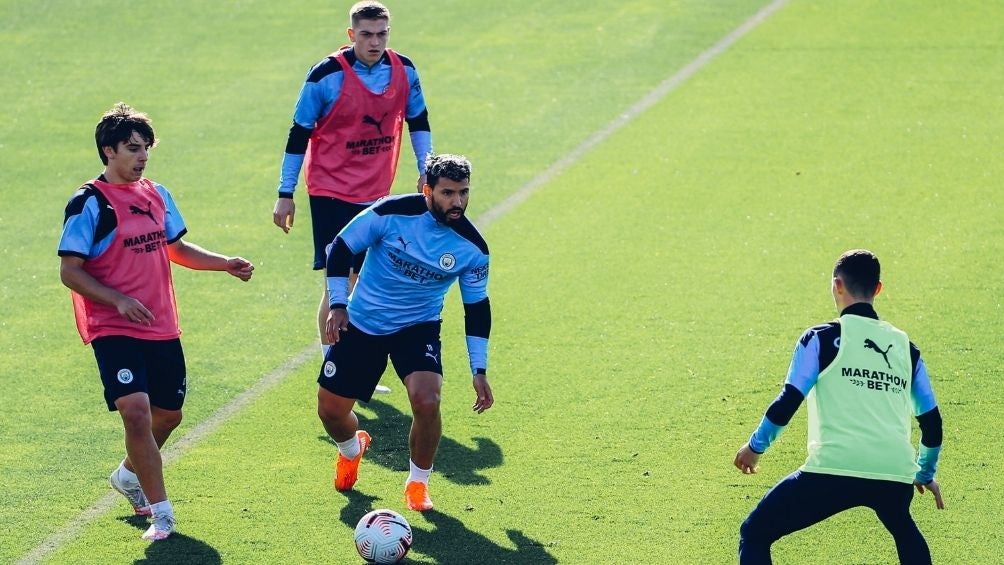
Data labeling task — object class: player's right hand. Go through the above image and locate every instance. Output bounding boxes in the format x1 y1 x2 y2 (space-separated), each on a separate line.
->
273 197 295 233
915 479 945 510
325 307 349 344
115 296 155 326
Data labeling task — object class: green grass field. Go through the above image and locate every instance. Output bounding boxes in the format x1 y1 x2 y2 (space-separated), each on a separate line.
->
2 0 1002 562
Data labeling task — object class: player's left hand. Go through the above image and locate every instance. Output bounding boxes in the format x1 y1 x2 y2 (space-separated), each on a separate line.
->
734 443 761 474
225 257 255 281
416 174 427 193
472 373 493 413
915 479 945 510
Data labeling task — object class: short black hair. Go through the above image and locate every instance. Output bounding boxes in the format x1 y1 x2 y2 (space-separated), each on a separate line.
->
350 1 390 26
425 153 471 188
833 249 881 298
94 102 156 165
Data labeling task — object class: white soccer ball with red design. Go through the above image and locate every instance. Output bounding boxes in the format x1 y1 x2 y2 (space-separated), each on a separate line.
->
354 509 413 564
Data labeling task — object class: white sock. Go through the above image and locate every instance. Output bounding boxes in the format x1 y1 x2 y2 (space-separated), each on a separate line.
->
321 343 332 359
407 460 432 485
148 499 174 518
336 435 360 460
117 462 139 485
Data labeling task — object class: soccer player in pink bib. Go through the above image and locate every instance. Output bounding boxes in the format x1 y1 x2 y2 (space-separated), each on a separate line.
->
59 103 254 541
271 2 433 393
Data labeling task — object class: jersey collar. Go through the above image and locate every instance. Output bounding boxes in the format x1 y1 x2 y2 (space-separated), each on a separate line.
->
841 302 879 320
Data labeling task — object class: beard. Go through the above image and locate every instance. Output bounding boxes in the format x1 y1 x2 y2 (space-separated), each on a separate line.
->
431 203 465 224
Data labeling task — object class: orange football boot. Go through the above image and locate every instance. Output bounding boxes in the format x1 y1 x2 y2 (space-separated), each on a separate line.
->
404 481 434 511
334 430 371 491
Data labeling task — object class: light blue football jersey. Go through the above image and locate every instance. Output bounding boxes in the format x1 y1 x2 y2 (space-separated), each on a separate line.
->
337 194 489 337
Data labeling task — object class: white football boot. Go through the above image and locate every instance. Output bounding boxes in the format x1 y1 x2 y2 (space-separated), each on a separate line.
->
142 511 176 541
109 469 151 517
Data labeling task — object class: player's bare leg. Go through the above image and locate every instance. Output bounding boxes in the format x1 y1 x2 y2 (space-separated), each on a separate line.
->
112 404 182 518
318 387 370 490
317 387 360 442
116 393 167 503
115 393 176 540
403 371 442 510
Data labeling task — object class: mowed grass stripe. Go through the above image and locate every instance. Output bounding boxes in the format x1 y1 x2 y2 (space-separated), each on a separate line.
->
16 3 790 563
1 2 776 560
478 0 791 227
476 1 1003 562
14 350 315 565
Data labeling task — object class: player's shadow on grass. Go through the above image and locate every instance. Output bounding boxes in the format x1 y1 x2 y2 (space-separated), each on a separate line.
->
339 492 557 564
419 510 558 565
318 399 503 485
117 515 221 564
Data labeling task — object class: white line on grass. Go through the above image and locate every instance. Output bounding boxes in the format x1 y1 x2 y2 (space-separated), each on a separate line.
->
15 349 317 565
478 0 789 227
16 1 786 562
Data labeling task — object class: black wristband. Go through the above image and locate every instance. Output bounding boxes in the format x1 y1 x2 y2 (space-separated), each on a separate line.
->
278 192 294 199
330 303 347 310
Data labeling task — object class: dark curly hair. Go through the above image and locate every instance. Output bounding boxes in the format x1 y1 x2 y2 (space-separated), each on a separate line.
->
94 102 156 165
425 153 471 188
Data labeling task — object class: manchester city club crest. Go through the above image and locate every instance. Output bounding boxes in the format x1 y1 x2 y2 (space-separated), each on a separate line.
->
439 253 456 271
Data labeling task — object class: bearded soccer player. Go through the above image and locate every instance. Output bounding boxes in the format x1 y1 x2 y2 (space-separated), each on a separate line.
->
271 1 433 395
59 103 254 541
733 249 944 564
316 153 492 511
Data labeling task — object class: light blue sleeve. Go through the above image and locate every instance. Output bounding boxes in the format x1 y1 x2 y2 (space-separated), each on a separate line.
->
916 445 941 484
338 205 385 256
784 332 820 396
410 130 432 174
404 66 427 120
458 257 489 305
910 358 938 416
749 332 820 453
466 335 488 375
748 415 785 453
326 276 350 307
155 184 187 242
293 73 342 129
58 193 100 257
279 153 306 194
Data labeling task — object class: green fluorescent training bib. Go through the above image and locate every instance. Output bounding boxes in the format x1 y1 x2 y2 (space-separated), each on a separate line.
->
802 314 919 483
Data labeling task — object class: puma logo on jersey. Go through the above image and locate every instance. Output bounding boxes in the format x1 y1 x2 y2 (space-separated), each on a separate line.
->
362 113 388 135
129 201 158 224
863 338 893 369
396 236 411 252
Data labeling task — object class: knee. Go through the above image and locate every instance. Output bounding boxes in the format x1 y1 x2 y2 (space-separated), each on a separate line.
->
118 404 152 432
409 390 441 420
739 515 755 542
317 393 350 424
739 512 770 546
317 401 339 424
154 410 183 432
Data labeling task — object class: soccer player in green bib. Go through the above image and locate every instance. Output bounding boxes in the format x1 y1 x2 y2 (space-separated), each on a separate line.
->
734 249 944 564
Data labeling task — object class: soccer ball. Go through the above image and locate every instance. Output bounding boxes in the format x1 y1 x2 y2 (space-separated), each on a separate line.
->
354 509 412 564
